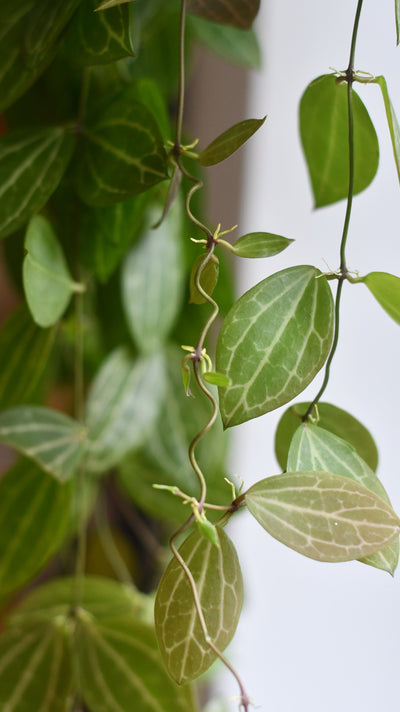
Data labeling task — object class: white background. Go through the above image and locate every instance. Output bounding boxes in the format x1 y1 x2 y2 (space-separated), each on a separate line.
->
216 2 400 711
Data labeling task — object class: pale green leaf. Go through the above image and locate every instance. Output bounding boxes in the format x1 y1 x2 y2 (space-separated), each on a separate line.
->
155 527 243 684
63 0 135 66
230 232 294 259
85 348 166 472
274 401 378 472
363 271 400 324
245 472 400 562
75 89 168 206
0 459 73 601
203 371 230 387
300 75 379 207
0 305 55 409
189 16 261 68
121 200 184 353
198 117 265 167
187 0 260 29
189 253 219 304
0 619 74 712
375 76 400 182
23 215 78 328
0 127 74 239
286 424 398 574
0 406 86 482
216 266 334 428
396 0 400 44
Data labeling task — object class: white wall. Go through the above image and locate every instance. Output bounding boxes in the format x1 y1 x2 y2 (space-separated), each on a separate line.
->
217 2 400 710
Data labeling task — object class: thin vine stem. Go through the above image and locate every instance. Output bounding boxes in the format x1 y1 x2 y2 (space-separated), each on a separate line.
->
174 0 187 151
304 0 363 420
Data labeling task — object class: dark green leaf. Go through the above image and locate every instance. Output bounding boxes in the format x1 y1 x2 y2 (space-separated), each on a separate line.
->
24 0 81 65
245 472 400 562
230 232 294 258
187 0 260 29
286 424 398 574
96 0 132 9
0 406 86 482
189 16 261 68
121 200 184 353
75 89 168 206
0 127 75 239
375 76 400 182
23 215 78 328
300 75 379 207
216 266 334 428
189 253 219 304
363 271 400 324
155 527 243 683
63 0 135 66
85 348 166 472
275 401 378 472
0 459 73 600
198 117 265 166
0 306 55 409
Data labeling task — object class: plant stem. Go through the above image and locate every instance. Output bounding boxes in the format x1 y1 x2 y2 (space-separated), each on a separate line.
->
175 0 187 151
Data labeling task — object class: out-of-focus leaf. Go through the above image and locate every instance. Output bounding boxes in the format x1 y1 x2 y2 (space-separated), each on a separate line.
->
396 0 400 45
155 527 243 683
189 253 219 304
229 232 293 258
274 401 378 472
0 406 86 482
187 0 260 29
300 75 379 207
375 76 400 182
245 471 400 562
0 306 54 409
363 271 400 324
198 117 265 166
23 215 78 328
96 0 132 9
216 266 334 427
189 16 261 68
0 459 73 601
0 127 74 239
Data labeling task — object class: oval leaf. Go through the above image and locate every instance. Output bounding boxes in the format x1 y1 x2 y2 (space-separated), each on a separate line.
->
230 232 293 258
85 348 166 472
0 406 86 482
155 527 243 684
203 371 230 386
23 215 77 327
198 117 265 166
245 472 400 563
187 0 260 29
0 126 74 238
216 266 334 428
189 253 219 304
363 271 400 324
274 401 378 472
300 75 379 207
0 459 73 601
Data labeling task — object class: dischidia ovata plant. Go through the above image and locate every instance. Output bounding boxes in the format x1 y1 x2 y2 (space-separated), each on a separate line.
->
0 1 399 711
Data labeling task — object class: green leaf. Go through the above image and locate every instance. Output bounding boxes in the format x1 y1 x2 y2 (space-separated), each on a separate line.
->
0 459 73 601
0 618 74 712
96 0 132 9
80 192 150 282
121 200 184 353
375 76 400 182
63 0 135 66
363 271 400 324
24 0 81 65
216 266 334 428
245 472 400 563
0 306 55 409
0 406 86 482
299 75 379 207
187 0 260 29
0 127 75 239
77 616 196 712
275 401 378 472
23 215 78 328
189 16 261 69
85 347 166 472
203 371 230 387
189 253 219 304
75 89 168 206
230 232 294 258
396 0 400 44
286 424 399 574
198 117 265 166
155 527 243 684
